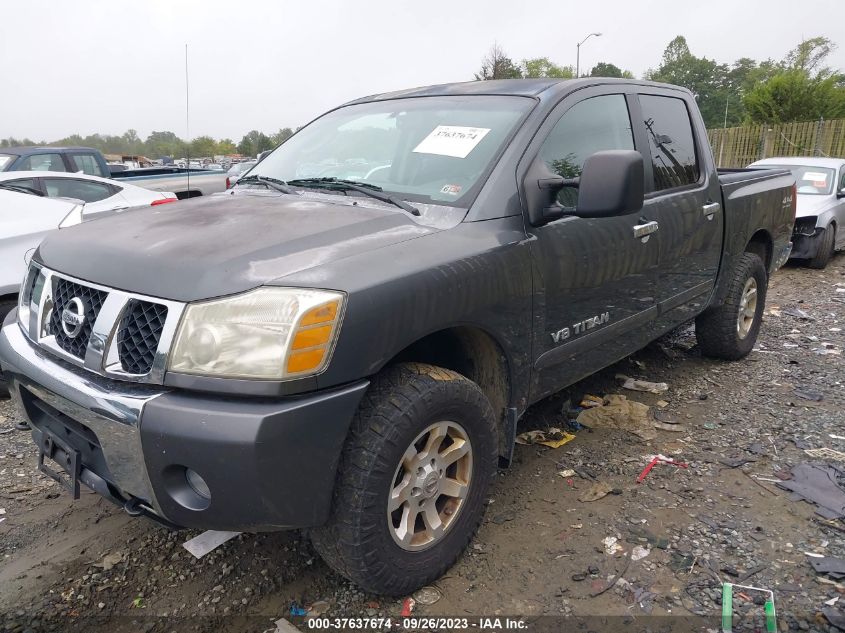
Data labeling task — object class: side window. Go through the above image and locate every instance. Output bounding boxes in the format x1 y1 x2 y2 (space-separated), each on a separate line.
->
70 153 104 177
539 94 634 205
840 168 845 191
43 178 113 203
639 95 700 191
18 153 67 172
3 178 40 195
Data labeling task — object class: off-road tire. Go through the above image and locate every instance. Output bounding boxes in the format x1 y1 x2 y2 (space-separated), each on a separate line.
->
0 299 15 398
695 252 767 360
310 362 498 596
808 224 835 269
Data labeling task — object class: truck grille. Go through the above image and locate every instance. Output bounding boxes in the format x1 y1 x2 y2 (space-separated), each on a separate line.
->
117 300 168 374
48 279 108 359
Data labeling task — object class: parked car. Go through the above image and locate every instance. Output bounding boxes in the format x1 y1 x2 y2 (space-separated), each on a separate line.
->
0 146 110 177
225 160 256 188
0 78 794 595
749 157 845 268
0 171 177 214
111 166 228 199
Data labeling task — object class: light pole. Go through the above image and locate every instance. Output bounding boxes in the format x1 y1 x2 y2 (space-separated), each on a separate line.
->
576 32 602 77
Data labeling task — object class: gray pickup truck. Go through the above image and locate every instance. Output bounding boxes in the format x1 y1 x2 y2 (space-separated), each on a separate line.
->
0 79 794 595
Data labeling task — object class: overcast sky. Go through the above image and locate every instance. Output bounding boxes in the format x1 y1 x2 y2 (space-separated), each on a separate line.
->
2 0 844 142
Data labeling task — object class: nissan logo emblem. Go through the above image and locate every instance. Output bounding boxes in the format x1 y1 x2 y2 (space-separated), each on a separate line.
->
60 297 87 338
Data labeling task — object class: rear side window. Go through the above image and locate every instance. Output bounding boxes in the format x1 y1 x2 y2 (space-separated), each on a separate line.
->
639 95 699 191
3 178 40 195
70 153 104 176
18 153 67 172
43 178 113 203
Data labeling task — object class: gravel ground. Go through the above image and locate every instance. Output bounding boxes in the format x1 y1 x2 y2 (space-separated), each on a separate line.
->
1 254 844 633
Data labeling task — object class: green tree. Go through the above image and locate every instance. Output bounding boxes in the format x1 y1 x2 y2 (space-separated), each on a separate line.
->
521 57 573 78
190 136 217 158
744 37 845 123
272 127 294 146
589 62 633 78
216 138 237 155
474 43 523 80
237 130 273 157
144 131 182 158
647 36 732 128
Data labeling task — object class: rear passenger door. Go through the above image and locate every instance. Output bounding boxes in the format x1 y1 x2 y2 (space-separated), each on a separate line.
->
631 91 723 327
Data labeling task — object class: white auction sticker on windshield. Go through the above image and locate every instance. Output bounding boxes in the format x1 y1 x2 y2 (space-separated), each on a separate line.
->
804 171 828 183
413 126 491 159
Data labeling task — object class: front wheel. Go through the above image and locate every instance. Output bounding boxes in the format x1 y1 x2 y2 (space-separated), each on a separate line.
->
311 362 498 595
808 224 835 269
695 252 768 360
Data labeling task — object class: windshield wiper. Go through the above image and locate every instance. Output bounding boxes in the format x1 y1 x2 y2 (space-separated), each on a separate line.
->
287 178 420 216
236 175 297 195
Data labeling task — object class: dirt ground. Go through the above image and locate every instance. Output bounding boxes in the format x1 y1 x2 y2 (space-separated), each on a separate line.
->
2 254 845 633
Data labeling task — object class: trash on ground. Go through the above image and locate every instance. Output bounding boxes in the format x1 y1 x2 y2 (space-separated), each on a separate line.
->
273 618 303 633
617 374 669 394
794 388 824 402
826 596 840 606
808 555 845 579
400 597 415 617
822 607 845 630
637 454 689 483
579 481 613 502
603 536 623 555
308 601 330 617
805 448 845 463
783 306 812 320
515 428 575 448
289 603 308 617
576 394 655 441
580 394 604 408
718 456 757 469
830 435 845 440
631 545 650 561
721 583 777 633
412 586 442 605
777 464 845 519
91 551 123 571
655 400 669 408
653 421 685 432
182 530 242 559
557 469 576 478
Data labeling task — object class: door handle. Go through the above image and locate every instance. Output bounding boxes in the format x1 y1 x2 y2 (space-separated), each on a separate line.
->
633 221 659 240
703 202 721 220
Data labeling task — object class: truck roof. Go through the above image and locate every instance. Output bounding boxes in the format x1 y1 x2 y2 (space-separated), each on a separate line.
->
346 78 688 105
0 146 100 156
751 156 845 169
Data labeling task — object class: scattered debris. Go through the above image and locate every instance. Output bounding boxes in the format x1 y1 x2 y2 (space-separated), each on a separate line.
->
805 448 845 463
783 306 812 320
580 394 604 408
721 583 777 633
602 536 623 555
289 603 308 617
718 456 756 469
576 394 655 441
412 586 442 605
400 597 415 617
794 387 824 402
653 421 685 432
579 481 613 502
557 469 576 478
655 400 669 408
637 454 689 483
590 555 631 597
777 464 845 519
617 374 669 394
308 600 330 617
808 555 845 580
273 618 303 633
515 428 575 448
631 546 650 561
91 551 123 571
182 530 242 559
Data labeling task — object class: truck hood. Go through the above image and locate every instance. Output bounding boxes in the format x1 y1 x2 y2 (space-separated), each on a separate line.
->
36 191 454 301
796 194 837 219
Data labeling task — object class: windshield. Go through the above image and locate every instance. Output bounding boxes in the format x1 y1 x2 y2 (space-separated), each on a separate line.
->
0 154 15 170
247 95 532 207
766 165 837 196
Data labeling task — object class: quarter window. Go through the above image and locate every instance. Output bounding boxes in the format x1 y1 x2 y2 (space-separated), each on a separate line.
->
639 95 700 191
539 95 635 205
70 153 104 176
43 178 113 203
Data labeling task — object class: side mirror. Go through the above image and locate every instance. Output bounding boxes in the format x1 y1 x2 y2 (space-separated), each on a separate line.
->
837 187 845 199
523 150 644 226
575 150 644 218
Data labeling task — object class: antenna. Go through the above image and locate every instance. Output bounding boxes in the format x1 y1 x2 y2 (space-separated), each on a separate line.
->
185 43 190 192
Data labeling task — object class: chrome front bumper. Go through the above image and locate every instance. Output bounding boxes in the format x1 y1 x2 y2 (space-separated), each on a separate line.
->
0 318 164 509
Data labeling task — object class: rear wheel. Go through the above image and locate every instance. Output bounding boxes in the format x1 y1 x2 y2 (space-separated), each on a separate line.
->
311 362 498 595
808 224 835 269
695 252 767 360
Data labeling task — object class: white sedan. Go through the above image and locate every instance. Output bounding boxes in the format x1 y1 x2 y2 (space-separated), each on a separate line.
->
0 170 177 215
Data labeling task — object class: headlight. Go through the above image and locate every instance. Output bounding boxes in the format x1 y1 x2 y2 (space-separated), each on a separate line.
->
168 287 344 380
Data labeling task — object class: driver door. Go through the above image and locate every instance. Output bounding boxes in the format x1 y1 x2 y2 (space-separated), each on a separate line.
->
522 89 659 401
